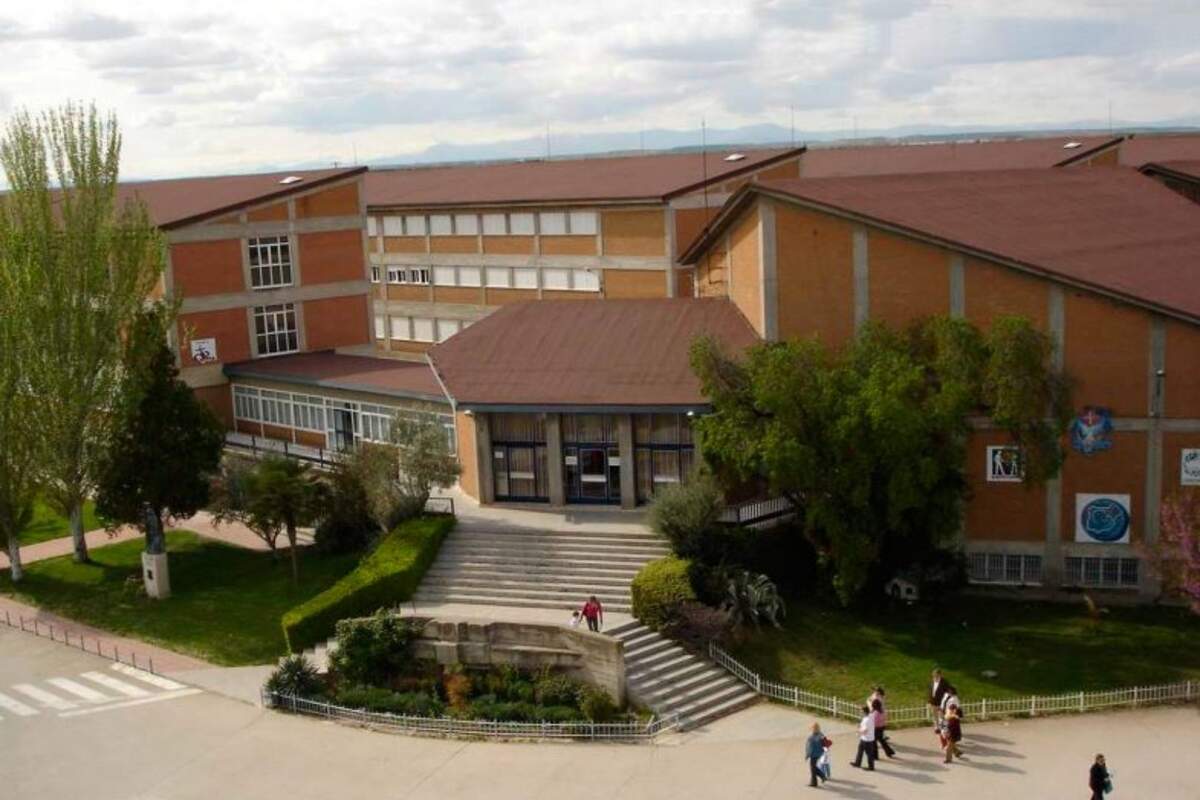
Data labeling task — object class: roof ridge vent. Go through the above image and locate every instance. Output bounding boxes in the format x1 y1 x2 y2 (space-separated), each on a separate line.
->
279 175 304 184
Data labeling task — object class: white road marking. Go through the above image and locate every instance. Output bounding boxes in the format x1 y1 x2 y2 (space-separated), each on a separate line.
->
0 691 39 717
57 688 201 718
81 671 150 698
11 684 77 711
110 662 187 691
46 678 111 704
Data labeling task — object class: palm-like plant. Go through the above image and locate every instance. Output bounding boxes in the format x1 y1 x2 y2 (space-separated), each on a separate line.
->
723 570 786 629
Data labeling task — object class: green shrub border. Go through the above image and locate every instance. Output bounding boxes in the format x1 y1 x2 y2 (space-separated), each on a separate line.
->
282 514 455 652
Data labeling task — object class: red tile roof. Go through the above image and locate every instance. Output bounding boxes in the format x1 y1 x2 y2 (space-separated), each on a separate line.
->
683 167 1200 322
364 147 802 208
1119 133 1200 167
117 166 365 229
223 351 446 403
797 135 1122 178
428 299 760 408
1141 159 1200 182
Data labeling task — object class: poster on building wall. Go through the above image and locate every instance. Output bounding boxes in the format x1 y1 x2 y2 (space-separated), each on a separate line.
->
1070 406 1113 455
986 445 1023 482
1182 449 1200 486
189 338 217 364
1074 493 1131 544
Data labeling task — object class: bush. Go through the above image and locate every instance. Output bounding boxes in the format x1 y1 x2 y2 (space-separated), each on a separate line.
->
631 556 697 630
647 472 725 561
282 514 454 651
534 671 580 707
328 610 420 688
335 684 444 717
313 458 378 554
577 685 619 722
265 655 324 697
662 601 733 652
442 668 474 711
723 570 786 629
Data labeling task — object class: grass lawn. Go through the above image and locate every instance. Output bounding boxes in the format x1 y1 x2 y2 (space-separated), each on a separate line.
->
18 498 107 546
0 530 359 666
730 594 1200 709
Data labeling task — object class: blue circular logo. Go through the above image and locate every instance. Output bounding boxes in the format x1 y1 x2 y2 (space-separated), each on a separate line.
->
1080 498 1130 542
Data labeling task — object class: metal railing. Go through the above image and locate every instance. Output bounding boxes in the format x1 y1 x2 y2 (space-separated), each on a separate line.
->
718 497 796 527
262 690 680 741
2 608 161 675
709 642 1198 726
225 431 339 469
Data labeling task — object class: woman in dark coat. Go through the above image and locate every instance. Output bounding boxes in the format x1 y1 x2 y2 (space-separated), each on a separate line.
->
1089 754 1109 800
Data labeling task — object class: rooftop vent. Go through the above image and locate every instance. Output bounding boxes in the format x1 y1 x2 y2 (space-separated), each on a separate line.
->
1062 142 1083 149
723 153 746 162
278 175 303 185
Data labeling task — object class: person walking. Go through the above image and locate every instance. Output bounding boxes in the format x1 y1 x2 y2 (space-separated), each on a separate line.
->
805 722 828 788
942 703 963 763
581 595 604 632
929 669 949 728
870 696 895 759
850 705 877 771
1089 754 1110 800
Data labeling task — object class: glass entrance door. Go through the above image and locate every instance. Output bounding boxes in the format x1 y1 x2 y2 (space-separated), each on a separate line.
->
493 444 549 502
578 448 608 500
564 445 621 503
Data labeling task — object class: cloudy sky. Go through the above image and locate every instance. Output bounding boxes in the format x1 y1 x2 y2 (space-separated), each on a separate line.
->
1 0 1198 178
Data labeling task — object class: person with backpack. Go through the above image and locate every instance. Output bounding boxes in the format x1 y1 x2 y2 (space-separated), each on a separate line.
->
805 722 829 788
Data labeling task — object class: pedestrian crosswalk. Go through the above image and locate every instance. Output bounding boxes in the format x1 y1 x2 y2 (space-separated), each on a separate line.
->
0 663 198 721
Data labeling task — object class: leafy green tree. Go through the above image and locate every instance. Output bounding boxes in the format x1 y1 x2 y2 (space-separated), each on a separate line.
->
0 104 166 563
350 416 461 532
94 310 225 556
691 315 1070 603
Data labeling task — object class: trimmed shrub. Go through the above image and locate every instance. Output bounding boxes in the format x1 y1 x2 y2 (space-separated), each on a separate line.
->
265 654 324 697
328 610 420 688
335 685 444 717
647 472 725 560
631 556 697 630
577 685 619 722
282 514 454 651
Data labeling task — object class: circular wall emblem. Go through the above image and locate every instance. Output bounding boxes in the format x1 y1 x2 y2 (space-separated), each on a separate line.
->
1079 497 1130 542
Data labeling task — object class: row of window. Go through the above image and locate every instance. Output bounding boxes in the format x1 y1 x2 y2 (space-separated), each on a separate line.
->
371 264 600 292
253 303 298 356
248 236 293 290
376 314 472 343
967 552 1140 588
368 211 599 238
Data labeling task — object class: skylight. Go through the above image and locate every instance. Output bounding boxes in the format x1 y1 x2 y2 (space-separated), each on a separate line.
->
723 153 746 162
279 175 303 184
1062 142 1083 149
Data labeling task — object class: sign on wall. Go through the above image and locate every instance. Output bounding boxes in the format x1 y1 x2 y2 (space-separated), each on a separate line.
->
985 446 1024 482
189 338 217 364
1070 406 1113 455
1182 449 1200 486
1075 493 1131 544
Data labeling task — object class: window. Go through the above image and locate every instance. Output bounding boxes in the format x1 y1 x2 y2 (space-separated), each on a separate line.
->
1064 556 1139 588
382 216 404 236
986 446 1024 482
436 319 460 342
373 315 385 339
387 267 402 284
260 389 292 426
568 211 597 235
634 413 696 502
968 553 1042 585
454 214 478 235
574 269 600 291
538 212 567 235
513 268 538 289
247 236 293 289
359 403 393 443
433 266 457 286
482 213 506 235
485 267 510 288
367 217 378 237
509 213 535 235
233 385 261 421
543 268 570 290
403 215 426 236
370 265 381 283
428 214 452 235
253 303 298 356
458 266 482 287
411 318 435 342
292 395 325 432
389 316 409 340
389 267 430 285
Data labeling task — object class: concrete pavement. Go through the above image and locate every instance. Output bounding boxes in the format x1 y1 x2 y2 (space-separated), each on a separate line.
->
3 626 1196 800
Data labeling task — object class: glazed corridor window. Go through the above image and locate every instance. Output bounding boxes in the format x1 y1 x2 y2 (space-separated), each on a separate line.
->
248 236 293 289
253 303 299 356
633 413 695 502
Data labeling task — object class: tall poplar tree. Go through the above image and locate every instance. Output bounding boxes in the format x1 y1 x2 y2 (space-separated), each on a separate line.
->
0 103 166 562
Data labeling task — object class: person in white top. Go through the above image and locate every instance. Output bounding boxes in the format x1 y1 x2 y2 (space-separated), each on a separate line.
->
850 704 877 770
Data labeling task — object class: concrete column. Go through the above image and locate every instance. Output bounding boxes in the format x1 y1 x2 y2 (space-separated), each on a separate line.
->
852 224 869 333
476 413 494 504
617 414 636 510
1043 285 1067 587
759 199 778 341
545 413 566 507
948 253 965 318
1141 317 1167 598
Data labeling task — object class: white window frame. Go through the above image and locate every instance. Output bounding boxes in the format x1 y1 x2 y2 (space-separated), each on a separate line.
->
252 303 299 356
373 315 386 340
233 385 261 422
436 318 460 342
542 267 570 290
370 265 381 283
428 214 452 235
1064 556 1139 589
482 213 507 235
411 317 435 343
247 236 294 290
485 267 511 288
382 216 404 236
291 394 326 433
513 268 538 289
453 214 478 235
389 316 410 340
509 212 535 235
403 215 427 236
573 269 600 292
568 210 598 235
967 552 1043 585
538 211 567 236
259 389 293 426
367 217 378 237
458 266 482 287
433 266 457 286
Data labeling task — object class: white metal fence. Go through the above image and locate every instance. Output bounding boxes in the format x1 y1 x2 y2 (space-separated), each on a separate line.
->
2 608 164 675
262 690 680 741
718 497 796 527
709 643 1198 726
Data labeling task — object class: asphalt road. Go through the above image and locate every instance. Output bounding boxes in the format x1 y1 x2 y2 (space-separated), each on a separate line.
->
2 627 1196 800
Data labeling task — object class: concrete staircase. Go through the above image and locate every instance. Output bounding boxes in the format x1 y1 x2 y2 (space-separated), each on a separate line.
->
412 525 671 614
608 620 759 729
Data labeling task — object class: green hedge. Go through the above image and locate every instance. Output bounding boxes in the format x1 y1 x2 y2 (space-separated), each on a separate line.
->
631 556 696 630
282 515 454 652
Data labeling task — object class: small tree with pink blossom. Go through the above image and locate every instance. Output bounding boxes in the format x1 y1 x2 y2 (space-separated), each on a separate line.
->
1151 492 1200 613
